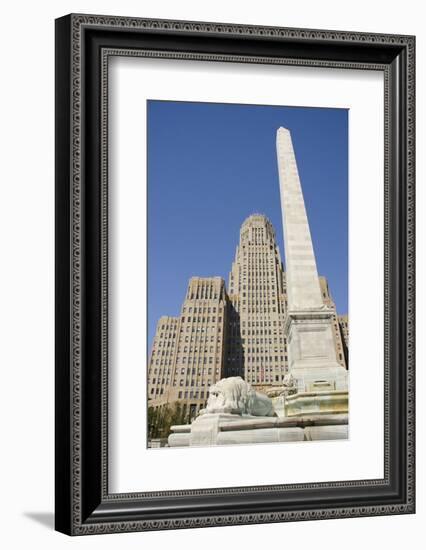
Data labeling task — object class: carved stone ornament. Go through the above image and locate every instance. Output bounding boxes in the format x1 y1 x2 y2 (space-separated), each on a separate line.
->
200 377 275 417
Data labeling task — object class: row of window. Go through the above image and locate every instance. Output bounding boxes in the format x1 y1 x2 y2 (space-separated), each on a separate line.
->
244 320 281 327
183 335 221 343
179 345 218 353
228 355 287 363
227 337 285 346
151 349 174 357
176 357 221 366
188 293 220 300
150 375 218 389
180 326 222 333
240 295 279 301
149 367 171 375
231 268 282 284
231 282 282 291
157 322 178 330
246 375 286 383
177 367 220 375
236 270 279 276
174 378 215 387
239 284 280 290
240 306 279 313
232 307 283 316
157 331 177 340
181 316 222 324
241 329 285 336
246 365 285 372
228 319 283 334
150 377 169 385
240 257 277 263
182 306 218 313
152 341 174 349
178 390 206 399
178 356 218 364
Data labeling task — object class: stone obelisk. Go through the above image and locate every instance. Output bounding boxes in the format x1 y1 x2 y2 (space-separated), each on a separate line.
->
276 128 348 404
277 128 324 311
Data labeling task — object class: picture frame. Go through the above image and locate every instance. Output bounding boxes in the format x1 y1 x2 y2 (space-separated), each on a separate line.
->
55 13 415 535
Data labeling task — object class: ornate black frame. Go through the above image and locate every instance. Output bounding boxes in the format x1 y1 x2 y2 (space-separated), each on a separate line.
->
55 14 415 535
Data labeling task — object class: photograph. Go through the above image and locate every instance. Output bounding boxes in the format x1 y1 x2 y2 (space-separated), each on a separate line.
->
146 100 349 448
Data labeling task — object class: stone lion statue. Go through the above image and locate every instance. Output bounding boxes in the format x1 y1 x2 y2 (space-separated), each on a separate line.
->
199 377 275 417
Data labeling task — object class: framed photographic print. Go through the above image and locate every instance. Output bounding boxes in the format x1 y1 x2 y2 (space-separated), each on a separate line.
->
55 14 415 535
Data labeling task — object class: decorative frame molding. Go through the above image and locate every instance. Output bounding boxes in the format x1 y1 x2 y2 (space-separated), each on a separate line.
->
55 14 415 535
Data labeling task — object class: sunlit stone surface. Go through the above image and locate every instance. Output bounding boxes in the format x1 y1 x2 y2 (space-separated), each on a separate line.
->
167 377 348 447
276 127 348 396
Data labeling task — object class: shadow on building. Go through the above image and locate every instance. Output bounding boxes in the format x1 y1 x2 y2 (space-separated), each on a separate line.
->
224 301 245 379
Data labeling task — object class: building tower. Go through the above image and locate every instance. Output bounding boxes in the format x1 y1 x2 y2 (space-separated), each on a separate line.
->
226 214 288 391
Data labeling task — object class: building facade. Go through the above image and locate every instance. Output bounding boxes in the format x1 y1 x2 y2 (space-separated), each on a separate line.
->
319 277 348 371
148 277 228 419
147 215 348 419
225 214 287 392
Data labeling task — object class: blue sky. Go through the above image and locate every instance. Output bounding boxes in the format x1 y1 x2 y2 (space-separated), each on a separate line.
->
147 100 348 347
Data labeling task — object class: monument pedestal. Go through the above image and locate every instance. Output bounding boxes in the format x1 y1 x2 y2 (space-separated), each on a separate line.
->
284 389 348 417
168 412 348 448
285 310 349 393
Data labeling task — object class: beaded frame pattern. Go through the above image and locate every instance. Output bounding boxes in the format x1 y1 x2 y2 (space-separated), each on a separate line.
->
68 14 415 534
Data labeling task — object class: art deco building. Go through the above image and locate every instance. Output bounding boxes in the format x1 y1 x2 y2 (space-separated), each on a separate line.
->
225 214 288 391
147 216 348 418
319 277 348 371
147 316 179 403
148 277 228 419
